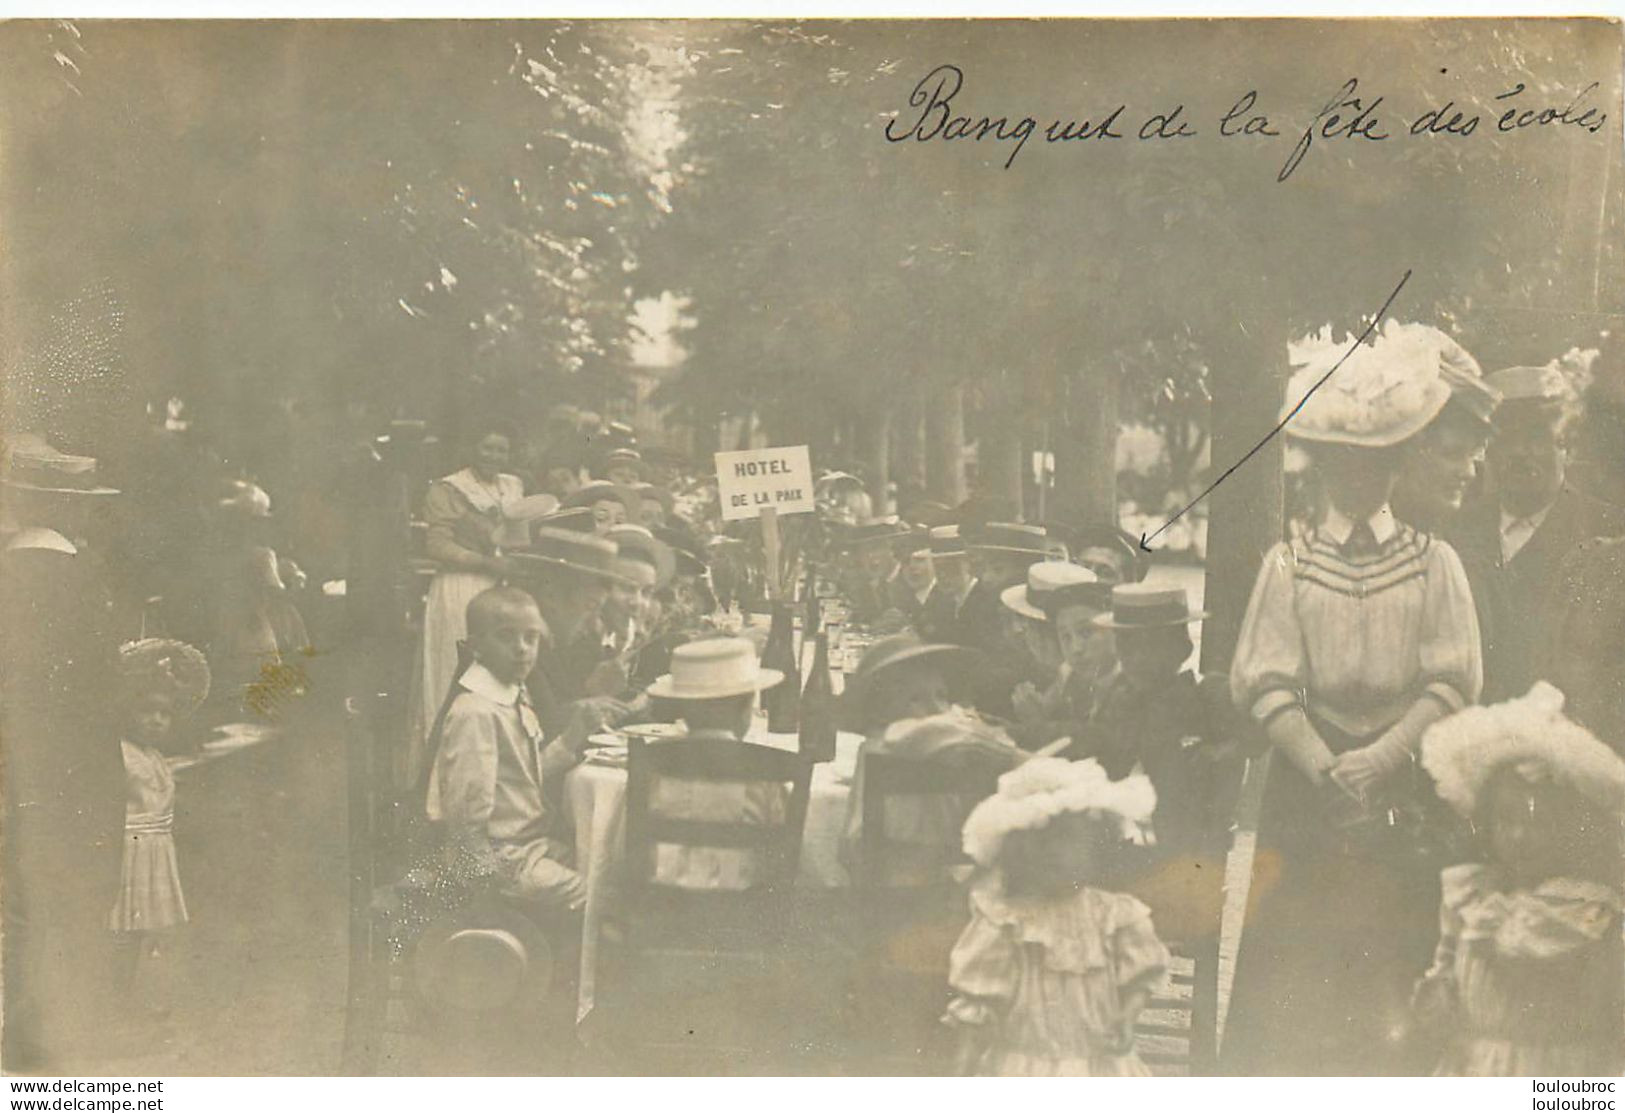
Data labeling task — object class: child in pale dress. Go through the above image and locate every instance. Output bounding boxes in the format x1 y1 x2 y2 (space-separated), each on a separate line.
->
1413 682 1624 1076
944 757 1171 1076
110 639 211 1017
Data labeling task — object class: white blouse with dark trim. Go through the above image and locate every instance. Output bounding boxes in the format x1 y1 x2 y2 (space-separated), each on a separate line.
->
1230 510 1484 740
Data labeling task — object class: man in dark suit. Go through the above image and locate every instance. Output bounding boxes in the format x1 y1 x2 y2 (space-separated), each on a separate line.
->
954 522 1051 720
916 526 972 644
1451 364 1625 704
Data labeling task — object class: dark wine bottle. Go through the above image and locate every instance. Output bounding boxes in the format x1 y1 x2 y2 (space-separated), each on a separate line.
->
761 602 801 733
803 564 821 639
798 631 837 762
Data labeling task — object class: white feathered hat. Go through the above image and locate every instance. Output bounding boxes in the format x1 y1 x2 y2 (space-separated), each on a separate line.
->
961 756 1156 869
1421 682 1625 818
1283 319 1475 447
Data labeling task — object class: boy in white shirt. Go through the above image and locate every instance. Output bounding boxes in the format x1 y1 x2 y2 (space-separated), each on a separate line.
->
427 586 587 911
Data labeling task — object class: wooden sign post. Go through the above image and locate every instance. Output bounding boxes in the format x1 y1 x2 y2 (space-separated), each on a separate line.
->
715 445 814 604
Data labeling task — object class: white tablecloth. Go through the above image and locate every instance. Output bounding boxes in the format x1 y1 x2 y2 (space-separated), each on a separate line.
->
563 726 864 1023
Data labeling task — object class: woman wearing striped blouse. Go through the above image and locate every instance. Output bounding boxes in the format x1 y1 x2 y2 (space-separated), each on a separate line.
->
1221 322 1484 1076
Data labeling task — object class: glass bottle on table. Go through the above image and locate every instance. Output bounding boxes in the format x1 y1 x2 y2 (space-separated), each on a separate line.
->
798 630 837 763
761 601 801 733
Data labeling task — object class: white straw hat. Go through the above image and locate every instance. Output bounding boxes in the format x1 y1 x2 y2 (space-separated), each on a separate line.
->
646 636 783 701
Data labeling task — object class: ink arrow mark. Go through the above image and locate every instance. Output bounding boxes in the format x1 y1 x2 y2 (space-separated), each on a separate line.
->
1138 268 1413 553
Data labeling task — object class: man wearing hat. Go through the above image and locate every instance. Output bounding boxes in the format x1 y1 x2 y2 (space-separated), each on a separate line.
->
641 637 793 889
837 518 913 626
565 481 636 535
916 525 974 645
1 435 129 1068
1068 524 1148 587
887 531 935 625
561 525 676 702
954 522 1052 659
998 561 1115 750
507 528 639 740
601 446 646 489
634 529 718 691
1064 583 1223 857
1451 362 1625 702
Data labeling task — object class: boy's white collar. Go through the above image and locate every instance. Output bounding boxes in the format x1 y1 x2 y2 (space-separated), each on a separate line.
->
460 661 523 705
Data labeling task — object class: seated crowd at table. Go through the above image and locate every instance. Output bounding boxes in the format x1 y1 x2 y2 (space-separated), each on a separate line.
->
3 322 1624 1076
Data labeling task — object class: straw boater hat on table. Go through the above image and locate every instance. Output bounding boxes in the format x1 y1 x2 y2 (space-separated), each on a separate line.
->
506 527 636 585
646 636 783 701
1090 582 1207 630
1 434 120 496
1421 681 1625 820
1283 320 1469 447
413 896 553 1015
1001 560 1109 623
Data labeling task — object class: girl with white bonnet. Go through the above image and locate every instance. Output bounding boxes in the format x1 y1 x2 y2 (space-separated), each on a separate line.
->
1413 682 1623 1076
944 757 1171 1076
1223 321 1484 1074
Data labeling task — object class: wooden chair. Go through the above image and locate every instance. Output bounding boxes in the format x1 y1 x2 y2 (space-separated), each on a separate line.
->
341 682 579 1076
608 735 816 1071
858 748 1010 889
848 748 1010 1072
1131 673 1252 1076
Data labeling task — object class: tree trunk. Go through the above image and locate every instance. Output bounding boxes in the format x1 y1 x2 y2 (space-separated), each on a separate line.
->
978 397 1025 519
1199 321 1287 677
891 381 927 494
1051 362 1117 527
857 405 891 518
924 382 966 508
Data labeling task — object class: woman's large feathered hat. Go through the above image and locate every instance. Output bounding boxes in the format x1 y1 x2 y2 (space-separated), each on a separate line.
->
1283 320 1476 447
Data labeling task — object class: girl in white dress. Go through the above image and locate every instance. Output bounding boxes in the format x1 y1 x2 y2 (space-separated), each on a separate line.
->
110 639 210 1015
945 757 1171 1076
1414 682 1623 1076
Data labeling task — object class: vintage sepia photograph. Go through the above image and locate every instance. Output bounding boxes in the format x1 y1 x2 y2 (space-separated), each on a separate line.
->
0 15 1622 1081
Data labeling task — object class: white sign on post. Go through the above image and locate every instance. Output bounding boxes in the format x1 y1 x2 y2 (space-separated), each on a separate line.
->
715 445 815 522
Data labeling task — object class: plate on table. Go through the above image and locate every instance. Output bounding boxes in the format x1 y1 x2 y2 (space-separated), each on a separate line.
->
620 723 684 743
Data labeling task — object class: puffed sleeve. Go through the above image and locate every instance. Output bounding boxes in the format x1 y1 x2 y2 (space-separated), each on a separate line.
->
943 909 1019 1027
1418 541 1483 712
423 481 494 570
1110 894 1172 994
1229 542 1307 726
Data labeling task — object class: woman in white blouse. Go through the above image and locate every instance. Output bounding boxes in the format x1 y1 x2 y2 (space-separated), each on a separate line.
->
1221 322 1484 1077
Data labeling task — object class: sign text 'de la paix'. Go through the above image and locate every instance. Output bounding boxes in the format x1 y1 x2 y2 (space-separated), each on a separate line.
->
714 446 815 522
